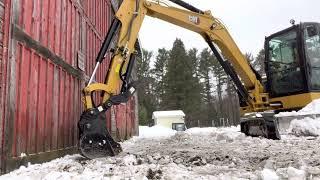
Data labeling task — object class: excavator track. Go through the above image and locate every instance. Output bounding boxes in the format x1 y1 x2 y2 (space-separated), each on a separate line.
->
240 112 281 140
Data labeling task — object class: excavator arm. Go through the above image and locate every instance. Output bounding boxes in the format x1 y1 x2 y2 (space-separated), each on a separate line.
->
78 0 273 159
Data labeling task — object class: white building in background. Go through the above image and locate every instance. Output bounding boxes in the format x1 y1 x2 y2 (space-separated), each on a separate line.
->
152 110 186 130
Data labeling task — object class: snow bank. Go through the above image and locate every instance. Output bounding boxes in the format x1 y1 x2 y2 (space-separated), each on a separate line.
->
289 117 320 136
299 98 320 114
138 125 241 139
185 126 240 135
138 125 176 138
185 126 244 142
275 98 320 136
277 98 320 117
185 127 218 135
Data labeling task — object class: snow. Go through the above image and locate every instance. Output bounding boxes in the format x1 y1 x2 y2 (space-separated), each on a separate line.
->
261 169 279 180
1 125 320 179
275 98 320 137
152 110 185 118
137 125 176 138
287 167 306 180
299 98 320 114
277 98 320 117
20 153 27 158
289 117 320 137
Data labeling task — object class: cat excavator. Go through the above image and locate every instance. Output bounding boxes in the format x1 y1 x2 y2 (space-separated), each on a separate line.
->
78 0 320 159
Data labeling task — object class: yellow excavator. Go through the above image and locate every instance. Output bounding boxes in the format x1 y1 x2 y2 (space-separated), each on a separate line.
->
78 0 320 159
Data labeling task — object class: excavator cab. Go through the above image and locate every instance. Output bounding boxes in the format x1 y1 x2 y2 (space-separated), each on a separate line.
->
241 23 320 139
265 22 320 99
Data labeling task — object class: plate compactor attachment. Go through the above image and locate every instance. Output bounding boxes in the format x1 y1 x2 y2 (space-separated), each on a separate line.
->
240 112 281 140
78 110 122 159
78 82 137 159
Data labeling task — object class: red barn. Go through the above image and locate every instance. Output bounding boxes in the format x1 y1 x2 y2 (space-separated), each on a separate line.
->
0 0 138 173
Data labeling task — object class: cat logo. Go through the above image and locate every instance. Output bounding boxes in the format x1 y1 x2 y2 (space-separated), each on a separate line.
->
188 15 200 25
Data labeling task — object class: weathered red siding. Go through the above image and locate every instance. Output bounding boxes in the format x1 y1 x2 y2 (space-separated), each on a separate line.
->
0 0 11 173
0 0 138 174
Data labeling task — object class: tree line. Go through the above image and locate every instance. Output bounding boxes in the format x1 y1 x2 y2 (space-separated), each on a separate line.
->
136 38 264 128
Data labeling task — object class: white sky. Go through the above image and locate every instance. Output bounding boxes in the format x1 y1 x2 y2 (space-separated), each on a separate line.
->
139 0 320 56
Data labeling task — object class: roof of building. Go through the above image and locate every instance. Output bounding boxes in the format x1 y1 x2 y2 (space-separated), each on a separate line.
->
152 110 185 119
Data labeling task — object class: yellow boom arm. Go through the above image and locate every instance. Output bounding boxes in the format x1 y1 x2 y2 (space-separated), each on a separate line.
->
83 0 270 115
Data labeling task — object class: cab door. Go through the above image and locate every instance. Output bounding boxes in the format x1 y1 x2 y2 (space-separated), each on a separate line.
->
265 26 307 97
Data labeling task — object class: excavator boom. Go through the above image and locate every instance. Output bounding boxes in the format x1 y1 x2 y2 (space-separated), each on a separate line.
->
78 0 279 158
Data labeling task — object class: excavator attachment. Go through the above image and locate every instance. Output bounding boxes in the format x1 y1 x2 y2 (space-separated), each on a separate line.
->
240 112 281 140
275 114 320 136
78 110 122 159
241 111 320 139
78 82 137 159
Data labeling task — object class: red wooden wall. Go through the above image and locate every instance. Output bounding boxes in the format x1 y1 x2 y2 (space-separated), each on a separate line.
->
0 0 138 174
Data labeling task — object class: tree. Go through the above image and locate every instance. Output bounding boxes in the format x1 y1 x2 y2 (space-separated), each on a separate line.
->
136 49 156 125
255 49 266 75
245 50 265 76
211 54 227 125
151 48 169 109
198 48 217 126
162 39 202 126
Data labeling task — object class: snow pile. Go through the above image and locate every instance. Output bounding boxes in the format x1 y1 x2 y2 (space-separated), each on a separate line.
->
186 126 244 142
276 111 300 117
138 125 176 138
185 126 240 135
289 117 320 137
185 127 218 135
275 98 320 137
287 167 306 180
277 98 320 117
261 169 279 180
299 98 320 114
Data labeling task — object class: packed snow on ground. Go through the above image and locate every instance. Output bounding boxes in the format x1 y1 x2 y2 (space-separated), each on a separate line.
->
1 125 320 179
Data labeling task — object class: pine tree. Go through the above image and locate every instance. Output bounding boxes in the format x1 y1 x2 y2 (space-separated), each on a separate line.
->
151 48 169 109
245 50 265 76
136 49 156 125
255 49 266 75
198 48 217 126
211 55 227 125
162 39 202 126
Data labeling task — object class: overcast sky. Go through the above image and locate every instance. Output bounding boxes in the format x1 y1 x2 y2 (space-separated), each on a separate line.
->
139 0 320 56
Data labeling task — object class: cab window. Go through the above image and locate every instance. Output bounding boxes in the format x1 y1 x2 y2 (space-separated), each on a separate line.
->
268 29 304 95
304 25 320 90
